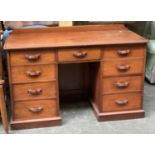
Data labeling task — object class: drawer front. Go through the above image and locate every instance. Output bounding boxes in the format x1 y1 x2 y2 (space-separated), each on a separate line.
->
13 82 56 101
58 47 101 62
10 50 56 65
102 59 144 77
13 100 57 121
102 93 142 112
11 64 56 83
103 76 143 94
103 45 145 59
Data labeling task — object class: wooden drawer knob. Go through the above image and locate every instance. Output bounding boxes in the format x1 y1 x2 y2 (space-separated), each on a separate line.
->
115 82 129 89
26 70 42 77
115 100 128 106
28 107 43 113
117 49 131 56
73 51 87 58
117 65 130 72
25 54 41 61
27 88 42 95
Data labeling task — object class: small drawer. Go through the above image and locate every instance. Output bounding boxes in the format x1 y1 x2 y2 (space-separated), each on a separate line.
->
102 93 142 112
13 82 56 101
103 76 143 94
58 47 101 62
102 59 144 77
103 45 145 59
10 49 56 66
13 100 58 121
11 64 56 83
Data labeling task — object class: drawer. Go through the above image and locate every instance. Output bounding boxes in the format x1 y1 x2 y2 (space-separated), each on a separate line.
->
103 76 143 94
13 100 58 121
102 93 142 112
58 47 101 62
103 45 145 59
11 64 56 83
102 59 144 77
13 82 56 101
10 49 56 66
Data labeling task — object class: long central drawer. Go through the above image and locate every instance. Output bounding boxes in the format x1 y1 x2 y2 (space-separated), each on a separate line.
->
58 47 101 63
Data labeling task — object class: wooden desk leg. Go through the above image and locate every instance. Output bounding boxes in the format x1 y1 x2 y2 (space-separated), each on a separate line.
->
0 84 8 133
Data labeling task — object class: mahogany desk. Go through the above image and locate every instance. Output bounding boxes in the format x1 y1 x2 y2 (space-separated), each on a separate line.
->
4 24 148 130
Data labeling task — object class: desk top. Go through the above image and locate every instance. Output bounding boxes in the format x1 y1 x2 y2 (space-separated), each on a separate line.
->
4 24 147 50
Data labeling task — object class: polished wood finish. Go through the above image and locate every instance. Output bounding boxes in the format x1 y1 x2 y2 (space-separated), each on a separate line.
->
4 25 147 50
13 99 57 121
4 24 147 130
11 117 62 130
102 59 144 77
13 82 56 101
101 93 142 112
11 64 56 83
58 47 101 63
103 45 145 59
92 102 145 121
10 49 56 65
102 76 143 94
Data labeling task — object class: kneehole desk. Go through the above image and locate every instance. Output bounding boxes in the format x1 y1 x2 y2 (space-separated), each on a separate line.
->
4 24 148 130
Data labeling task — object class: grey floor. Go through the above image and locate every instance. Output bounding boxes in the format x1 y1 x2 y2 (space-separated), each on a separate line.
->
0 82 155 134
